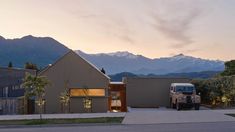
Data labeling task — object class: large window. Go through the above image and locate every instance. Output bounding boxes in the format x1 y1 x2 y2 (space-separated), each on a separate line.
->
83 98 92 109
111 91 121 111
70 88 105 97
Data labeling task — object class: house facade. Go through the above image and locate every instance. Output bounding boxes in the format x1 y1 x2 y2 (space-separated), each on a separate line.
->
38 51 191 113
39 50 110 113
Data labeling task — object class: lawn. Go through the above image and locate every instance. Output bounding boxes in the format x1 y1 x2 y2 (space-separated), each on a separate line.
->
0 117 124 125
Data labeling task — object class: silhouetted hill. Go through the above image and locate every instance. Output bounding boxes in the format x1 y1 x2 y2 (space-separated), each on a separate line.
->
0 35 70 68
109 71 221 82
109 72 138 81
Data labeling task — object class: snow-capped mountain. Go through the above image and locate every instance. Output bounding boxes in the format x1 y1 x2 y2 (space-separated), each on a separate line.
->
106 51 139 59
75 50 225 75
81 51 141 59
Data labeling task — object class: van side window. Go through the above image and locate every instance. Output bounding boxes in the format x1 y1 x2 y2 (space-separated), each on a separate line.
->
173 87 176 92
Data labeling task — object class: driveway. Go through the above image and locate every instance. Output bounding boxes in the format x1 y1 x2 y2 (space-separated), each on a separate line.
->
122 108 235 124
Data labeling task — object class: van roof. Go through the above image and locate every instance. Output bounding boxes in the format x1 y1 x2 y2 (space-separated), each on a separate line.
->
171 83 194 87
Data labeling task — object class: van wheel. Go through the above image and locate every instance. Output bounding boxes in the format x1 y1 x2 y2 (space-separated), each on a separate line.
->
173 103 176 109
176 102 181 111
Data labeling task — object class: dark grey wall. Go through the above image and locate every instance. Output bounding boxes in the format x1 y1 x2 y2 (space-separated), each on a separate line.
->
124 77 191 108
70 97 108 113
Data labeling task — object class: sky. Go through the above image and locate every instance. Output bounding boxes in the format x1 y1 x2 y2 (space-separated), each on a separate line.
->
0 0 235 61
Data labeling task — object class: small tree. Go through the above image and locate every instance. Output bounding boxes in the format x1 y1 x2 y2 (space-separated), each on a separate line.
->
82 86 92 113
59 80 70 113
23 73 50 120
60 90 70 113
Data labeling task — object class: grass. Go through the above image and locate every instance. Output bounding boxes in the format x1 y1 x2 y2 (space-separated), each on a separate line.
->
0 117 124 125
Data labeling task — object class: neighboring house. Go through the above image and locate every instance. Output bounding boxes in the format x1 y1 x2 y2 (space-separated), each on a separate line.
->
39 50 110 113
0 67 36 114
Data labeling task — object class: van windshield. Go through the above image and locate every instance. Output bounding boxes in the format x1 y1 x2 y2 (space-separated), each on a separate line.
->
176 86 195 93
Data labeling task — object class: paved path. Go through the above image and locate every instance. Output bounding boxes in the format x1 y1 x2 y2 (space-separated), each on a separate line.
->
1 122 235 132
122 108 235 124
0 113 126 120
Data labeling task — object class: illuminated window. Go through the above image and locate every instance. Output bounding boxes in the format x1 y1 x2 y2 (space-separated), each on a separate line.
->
111 92 121 107
70 89 105 97
83 98 92 109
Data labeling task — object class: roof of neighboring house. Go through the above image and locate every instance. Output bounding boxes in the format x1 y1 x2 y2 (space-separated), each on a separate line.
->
0 67 36 73
0 67 36 88
39 50 110 79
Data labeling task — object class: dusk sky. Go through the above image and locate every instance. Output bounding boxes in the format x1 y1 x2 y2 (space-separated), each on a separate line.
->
1 0 235 61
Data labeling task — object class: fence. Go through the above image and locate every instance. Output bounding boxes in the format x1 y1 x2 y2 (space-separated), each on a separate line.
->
0 98 19 115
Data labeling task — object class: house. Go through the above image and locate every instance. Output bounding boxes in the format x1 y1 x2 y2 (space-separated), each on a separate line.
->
0 67 36 114
0 50 192 114
39 50 110 113
38 50 191 113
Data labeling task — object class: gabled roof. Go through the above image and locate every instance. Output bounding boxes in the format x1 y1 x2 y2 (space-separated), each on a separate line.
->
39 50 110 79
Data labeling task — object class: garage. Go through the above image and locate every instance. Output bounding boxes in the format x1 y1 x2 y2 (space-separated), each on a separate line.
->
123 77 191 108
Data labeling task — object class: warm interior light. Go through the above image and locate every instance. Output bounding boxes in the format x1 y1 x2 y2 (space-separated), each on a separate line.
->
70 88 105 97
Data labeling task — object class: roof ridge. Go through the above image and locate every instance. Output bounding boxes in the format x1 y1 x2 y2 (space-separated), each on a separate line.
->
39 50 110 80
71 51 110 79
38 49 73 75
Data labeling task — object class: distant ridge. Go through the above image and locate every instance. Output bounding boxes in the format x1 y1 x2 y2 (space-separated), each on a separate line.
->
0 35 70 68
109 71 221 82
76 50 225 75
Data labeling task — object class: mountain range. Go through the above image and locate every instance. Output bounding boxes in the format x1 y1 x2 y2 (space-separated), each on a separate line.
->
76 50 224 75
0 35 225 75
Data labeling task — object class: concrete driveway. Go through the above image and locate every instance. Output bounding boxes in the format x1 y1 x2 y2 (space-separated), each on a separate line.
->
122 108 235 124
